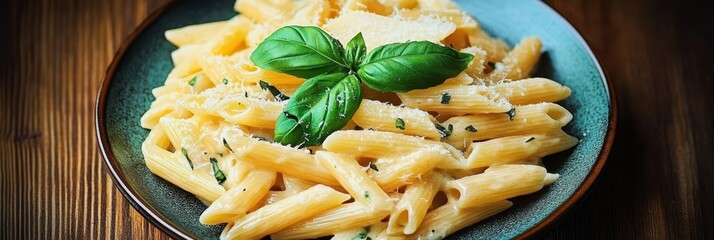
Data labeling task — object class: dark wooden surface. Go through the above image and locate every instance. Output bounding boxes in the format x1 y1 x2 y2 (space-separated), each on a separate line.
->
1 0 712 239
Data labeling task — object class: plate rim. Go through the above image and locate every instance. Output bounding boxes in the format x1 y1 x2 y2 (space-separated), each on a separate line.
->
94 1 617 239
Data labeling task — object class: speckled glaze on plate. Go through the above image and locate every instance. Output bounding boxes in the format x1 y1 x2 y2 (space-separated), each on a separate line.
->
95 0 616 239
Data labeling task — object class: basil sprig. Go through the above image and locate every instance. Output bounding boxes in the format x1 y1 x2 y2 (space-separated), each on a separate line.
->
251 26 473 146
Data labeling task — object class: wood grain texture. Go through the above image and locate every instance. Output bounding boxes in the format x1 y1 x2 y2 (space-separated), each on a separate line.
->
1 0 712 239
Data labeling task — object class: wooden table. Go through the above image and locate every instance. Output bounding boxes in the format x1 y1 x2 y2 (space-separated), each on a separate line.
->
2 0 712 239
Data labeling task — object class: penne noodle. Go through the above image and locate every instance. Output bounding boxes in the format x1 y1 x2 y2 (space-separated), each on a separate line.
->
398 84 512 115
272 203 384 240
221 184 350 239
491 77 572 105
227 136 340 186
444 103 573 150
386 172 442 235
444 164 549 208
316 151 394 211
165 21 229 47
463 130 579 168
141 1 580 239
489 36 543 81
352 100 441 140
199 169 276 224
410 201 512 239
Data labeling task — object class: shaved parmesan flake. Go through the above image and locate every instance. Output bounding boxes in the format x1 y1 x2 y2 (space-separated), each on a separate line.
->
322 11 456 50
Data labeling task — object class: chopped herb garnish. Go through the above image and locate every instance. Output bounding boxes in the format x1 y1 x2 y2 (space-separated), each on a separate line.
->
369 162 379 171
244 91 248 98
352 229 369 240
367 128 375 131
242 188 246 192
210 158 226 184
222 78 229 85
505 108 516 121
218 153 224 157
465 125 477 132
435 123 453 138
259 80 290 101
253 136 270 142
181 148 194 170
223 138 233 152
364 191 370 198
440 92 451 104
395 118 406 130
525 137 536 143
188 76 197 86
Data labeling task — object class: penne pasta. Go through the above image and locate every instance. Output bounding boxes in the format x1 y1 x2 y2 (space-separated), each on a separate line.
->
199 169 276 224
227 136 340 186
387 172 442 235
221 184 350 239
316 151 393 211
491 77 572 105
352 100 441 140
463 130 579 168
489 36 543 81
398 84 512 115
444 164 549 208
444 103 573 150
141 1 580 238
272 203 384 240
410 201 513 239
165 21 229 47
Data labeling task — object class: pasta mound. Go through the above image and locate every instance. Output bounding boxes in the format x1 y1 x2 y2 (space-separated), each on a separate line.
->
140 0 577 239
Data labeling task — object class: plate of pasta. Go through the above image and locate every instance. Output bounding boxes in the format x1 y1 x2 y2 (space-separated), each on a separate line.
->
96 0 616 239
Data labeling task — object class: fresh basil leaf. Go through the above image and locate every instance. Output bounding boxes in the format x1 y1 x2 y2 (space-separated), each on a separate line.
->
357 41 474 92
250 26 349 79
274 73 363 146
345 33 367 71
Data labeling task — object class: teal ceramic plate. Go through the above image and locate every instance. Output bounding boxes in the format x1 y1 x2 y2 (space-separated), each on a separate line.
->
96 0 616 239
